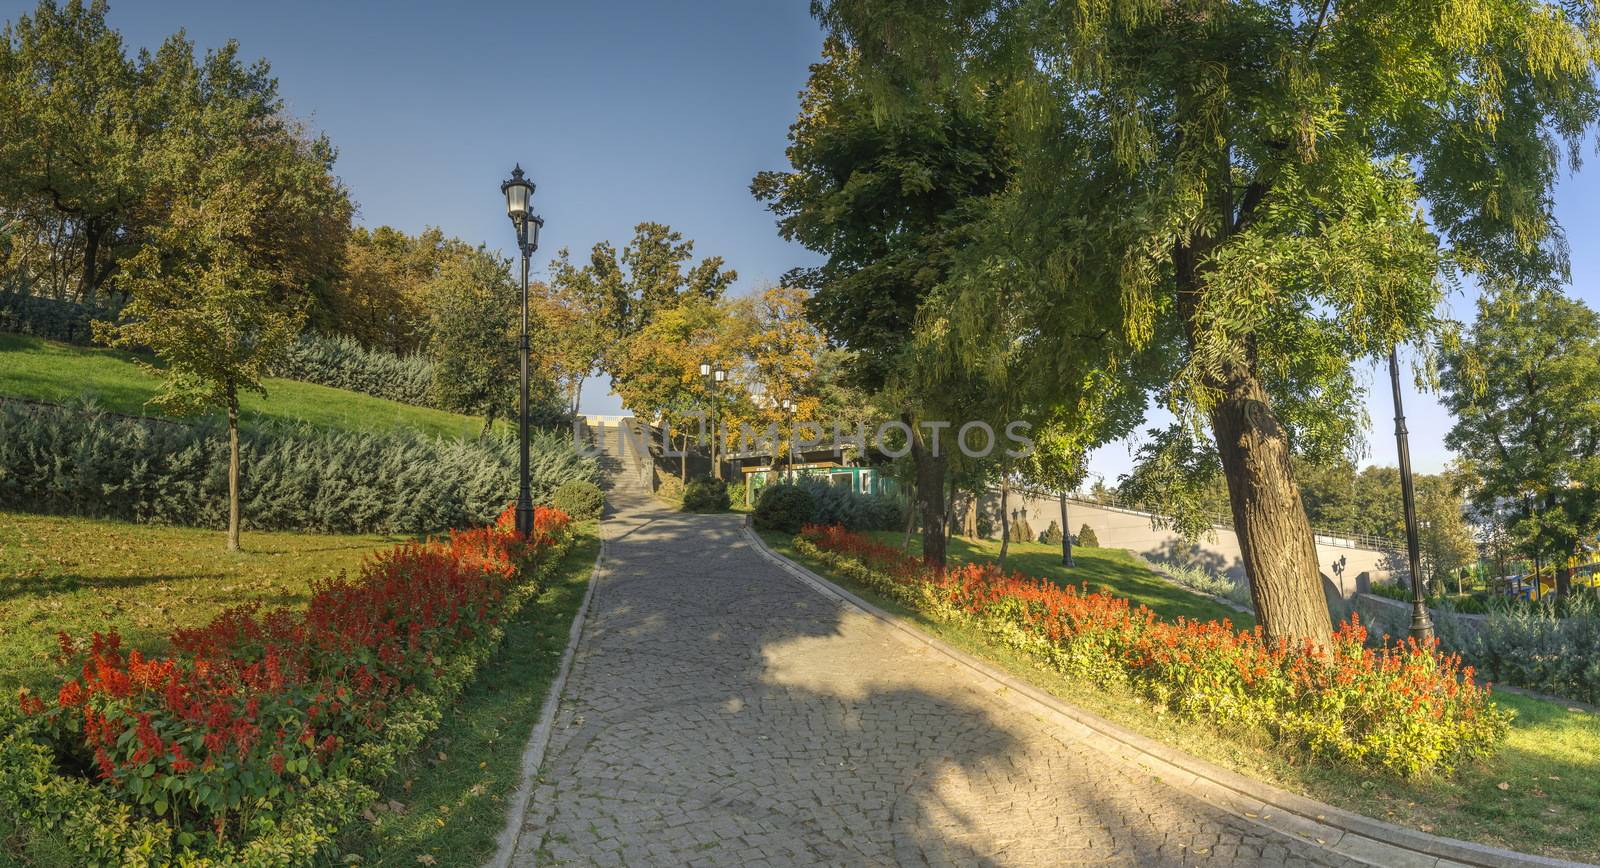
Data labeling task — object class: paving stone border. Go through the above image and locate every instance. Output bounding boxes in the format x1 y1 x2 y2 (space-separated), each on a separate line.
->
488 526 608 868
743 523 1594 868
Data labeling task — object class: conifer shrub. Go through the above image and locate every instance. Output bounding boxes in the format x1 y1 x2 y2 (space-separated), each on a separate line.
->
270 332 437 408
682 477 731 513
753 483 817 533
551 479 605 520
1039 520 1064 545
1077 523 1100 548
0 399 597 534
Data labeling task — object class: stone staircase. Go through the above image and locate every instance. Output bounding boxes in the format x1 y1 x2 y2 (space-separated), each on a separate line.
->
581 416 654 514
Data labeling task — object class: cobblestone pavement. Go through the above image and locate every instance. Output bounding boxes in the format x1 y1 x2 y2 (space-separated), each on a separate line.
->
511 477 1365 866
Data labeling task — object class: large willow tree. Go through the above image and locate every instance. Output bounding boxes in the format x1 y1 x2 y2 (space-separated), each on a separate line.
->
815 0 1600 644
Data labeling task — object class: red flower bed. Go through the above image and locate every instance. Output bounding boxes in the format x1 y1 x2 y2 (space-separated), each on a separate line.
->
15 503 572 847
797 524 1511 777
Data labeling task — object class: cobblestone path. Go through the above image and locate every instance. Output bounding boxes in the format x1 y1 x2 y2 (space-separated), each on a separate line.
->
511 461 1363 866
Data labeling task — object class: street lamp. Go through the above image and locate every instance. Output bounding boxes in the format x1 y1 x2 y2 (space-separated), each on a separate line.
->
700 363 727 480
502 164 544 539
1388 347 1434 643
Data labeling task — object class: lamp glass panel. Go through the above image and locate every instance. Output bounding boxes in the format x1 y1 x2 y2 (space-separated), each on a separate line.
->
505 183 529 219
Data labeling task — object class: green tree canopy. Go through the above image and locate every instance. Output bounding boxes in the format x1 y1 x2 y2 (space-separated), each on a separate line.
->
1441 285 1600 597
814 0 1600 644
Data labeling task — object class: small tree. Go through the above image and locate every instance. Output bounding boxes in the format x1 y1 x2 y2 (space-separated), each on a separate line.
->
1077 524 1100 549
104 233 299 552
427 249 519 432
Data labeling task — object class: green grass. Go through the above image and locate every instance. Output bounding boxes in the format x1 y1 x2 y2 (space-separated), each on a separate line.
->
0 333 485 439
762 529 1600 862
869 530 1253 627
334 526 600 866
0 511 401 696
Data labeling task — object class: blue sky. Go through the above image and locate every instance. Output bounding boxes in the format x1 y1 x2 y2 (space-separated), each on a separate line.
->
13 0 1600 482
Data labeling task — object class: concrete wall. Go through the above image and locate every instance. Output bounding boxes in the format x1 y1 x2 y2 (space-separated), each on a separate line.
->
994 490 1399 603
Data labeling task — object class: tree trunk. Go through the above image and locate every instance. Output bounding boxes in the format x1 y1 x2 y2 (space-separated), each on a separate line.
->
1556 558 1572 600
908 415 947 567
1209 372 1332 646
79 219 102 307
227 394 241 553
679 433 687 483
998 477 1010 570
1060 491 1074 567
1177 237 1333 648
902 480 917 551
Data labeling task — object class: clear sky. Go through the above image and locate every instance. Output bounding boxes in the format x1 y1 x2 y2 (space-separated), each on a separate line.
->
12 0 1599 482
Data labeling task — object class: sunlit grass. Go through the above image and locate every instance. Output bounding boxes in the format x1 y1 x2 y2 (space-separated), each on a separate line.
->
0 333 486 439
0 510 399 695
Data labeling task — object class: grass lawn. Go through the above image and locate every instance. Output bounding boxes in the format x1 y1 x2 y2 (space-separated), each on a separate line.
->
0 333 485 440
335 525 600 866
868 530 1253 627
761 529 1600 862
0 510 400 696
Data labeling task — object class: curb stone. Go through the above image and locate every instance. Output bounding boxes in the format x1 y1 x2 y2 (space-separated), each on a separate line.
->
742 522 1594 868
486 523 607 868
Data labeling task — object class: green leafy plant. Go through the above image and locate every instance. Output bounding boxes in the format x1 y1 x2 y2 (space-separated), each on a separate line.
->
1076 524 1099 548
1038 521 1064 545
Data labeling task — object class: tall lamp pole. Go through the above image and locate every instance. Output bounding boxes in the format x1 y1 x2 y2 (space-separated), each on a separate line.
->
502 165 544 539
1389 347 1434 642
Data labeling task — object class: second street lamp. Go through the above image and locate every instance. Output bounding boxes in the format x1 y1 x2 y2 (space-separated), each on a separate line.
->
502 164 544 539
1389 347 1435 643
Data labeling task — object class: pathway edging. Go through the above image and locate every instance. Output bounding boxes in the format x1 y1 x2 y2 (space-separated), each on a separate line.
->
487 525 607 868
743 522 1592 868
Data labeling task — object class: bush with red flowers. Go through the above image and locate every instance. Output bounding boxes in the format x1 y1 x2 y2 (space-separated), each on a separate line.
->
794 524 1511 778
1 503 573 865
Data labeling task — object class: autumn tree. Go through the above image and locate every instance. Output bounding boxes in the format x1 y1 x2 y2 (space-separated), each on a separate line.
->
816 0 1600 644
548 222 737 374
1442 286 1600 599
610 298 745 481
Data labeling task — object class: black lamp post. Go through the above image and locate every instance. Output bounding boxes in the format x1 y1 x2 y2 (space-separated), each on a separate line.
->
1388 347 1434 642
779 398 795 480
502 165 543 539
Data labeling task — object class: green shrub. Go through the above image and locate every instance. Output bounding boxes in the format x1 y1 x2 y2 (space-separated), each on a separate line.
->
682 477 732 513
796 478 903 530
1076 523 1100 548
1039 520 1064 545
551 479 605 520
0 399 597 534
271 331 437 408
753 483 817 533
1463 593 1600 705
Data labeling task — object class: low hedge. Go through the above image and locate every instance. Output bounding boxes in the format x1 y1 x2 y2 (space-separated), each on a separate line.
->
0 399 596 535
753 484 815 533
796 524 1511 778
3 504 575 864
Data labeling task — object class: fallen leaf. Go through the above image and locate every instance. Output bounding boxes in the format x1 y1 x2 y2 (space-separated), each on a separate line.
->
1496 782 1510 791
416 857 437 866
